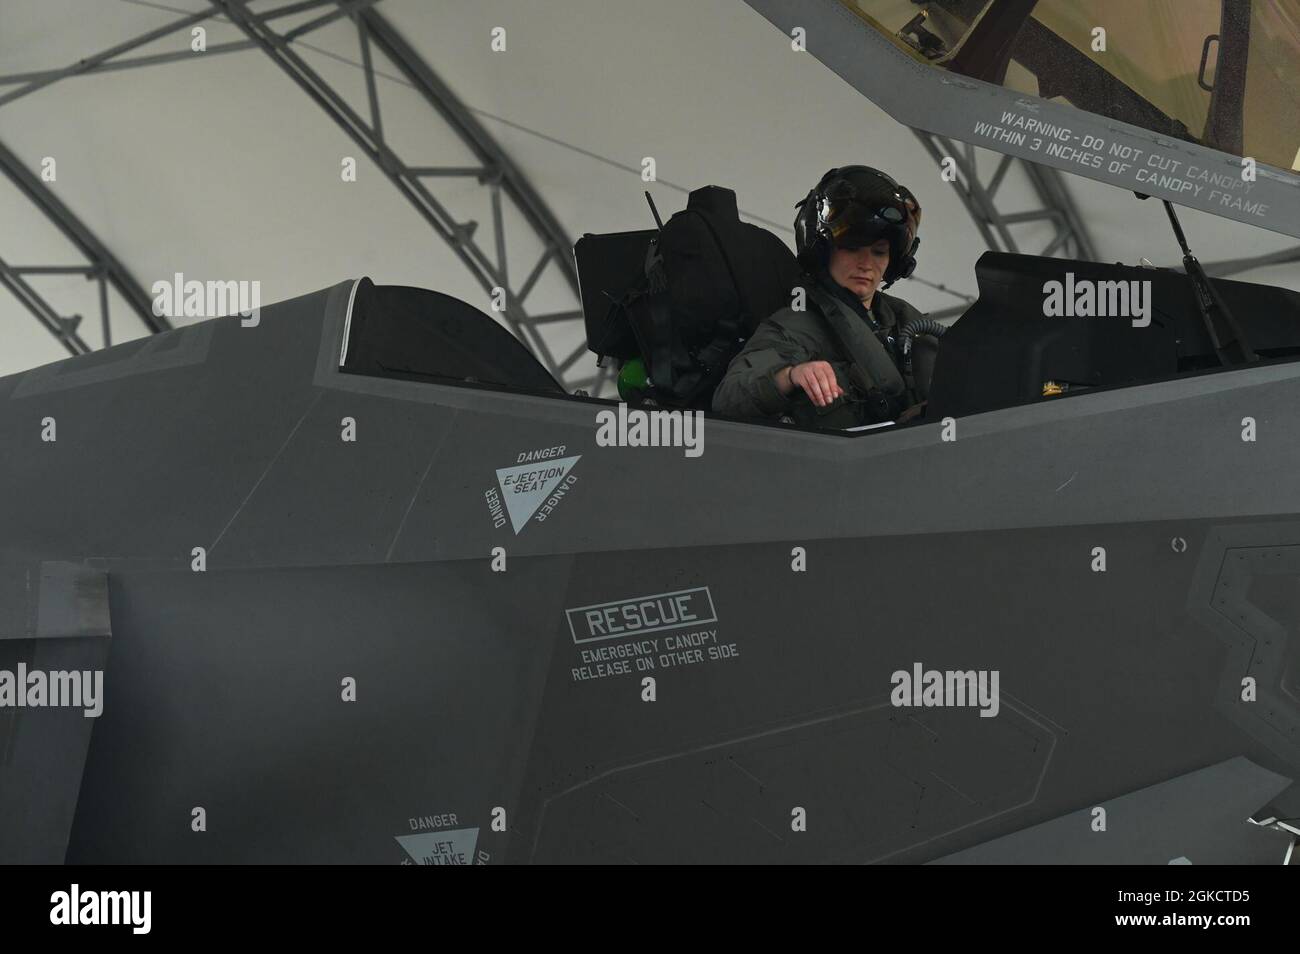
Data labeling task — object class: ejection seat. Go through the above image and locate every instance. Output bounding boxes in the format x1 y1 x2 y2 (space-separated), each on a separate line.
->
575 185 805 410
575 184 941 416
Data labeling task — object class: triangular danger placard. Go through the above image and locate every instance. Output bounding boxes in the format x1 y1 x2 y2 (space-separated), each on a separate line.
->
395 828 480 865
495 455 580 533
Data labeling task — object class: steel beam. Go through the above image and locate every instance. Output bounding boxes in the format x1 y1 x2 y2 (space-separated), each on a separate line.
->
914 129 1098 262
0 253 90 355
1201 246 1300 278
0 0 594 390
352 5 587 381
213 0 596 391
356 8 580 300
0 1 341 87
0 138 167 351
0 4 221 109
0 0 388 360
0 41 257 85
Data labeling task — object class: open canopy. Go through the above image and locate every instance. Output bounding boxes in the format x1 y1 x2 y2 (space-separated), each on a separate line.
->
746 0 1300 237
848 0 1300 171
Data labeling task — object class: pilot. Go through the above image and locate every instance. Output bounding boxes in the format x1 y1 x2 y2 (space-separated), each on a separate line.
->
712 165 930 428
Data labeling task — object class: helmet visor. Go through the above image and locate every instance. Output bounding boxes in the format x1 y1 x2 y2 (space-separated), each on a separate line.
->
818 172 921 249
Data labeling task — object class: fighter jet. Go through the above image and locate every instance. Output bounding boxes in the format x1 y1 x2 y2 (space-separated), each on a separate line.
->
2 0 1299 864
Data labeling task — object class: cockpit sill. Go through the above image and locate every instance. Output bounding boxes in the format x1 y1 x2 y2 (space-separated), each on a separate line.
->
336 348 1300 441
331 274 1300 442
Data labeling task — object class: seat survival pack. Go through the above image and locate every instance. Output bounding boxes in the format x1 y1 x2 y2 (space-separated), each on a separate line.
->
589 185 802 409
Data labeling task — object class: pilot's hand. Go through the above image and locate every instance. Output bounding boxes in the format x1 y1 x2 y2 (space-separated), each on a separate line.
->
897 401 927 424
782 360 844 407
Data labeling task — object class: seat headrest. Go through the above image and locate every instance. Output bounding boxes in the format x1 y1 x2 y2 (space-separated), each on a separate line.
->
686 185 739 221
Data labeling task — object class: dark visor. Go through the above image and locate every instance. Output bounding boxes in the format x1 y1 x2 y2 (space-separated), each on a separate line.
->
819 175 921 248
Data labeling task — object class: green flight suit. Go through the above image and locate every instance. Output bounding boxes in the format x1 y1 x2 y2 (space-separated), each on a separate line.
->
712 277 927 429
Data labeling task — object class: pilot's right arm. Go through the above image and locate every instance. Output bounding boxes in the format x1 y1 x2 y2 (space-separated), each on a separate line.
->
712 312 813 419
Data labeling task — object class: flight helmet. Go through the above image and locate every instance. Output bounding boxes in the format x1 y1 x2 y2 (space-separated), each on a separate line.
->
794 165 921 286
